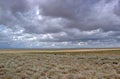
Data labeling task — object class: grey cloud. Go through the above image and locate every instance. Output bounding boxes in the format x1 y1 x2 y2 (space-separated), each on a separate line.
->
39 0 120 31
0 0 30 28
0 0 30 13
0 0 120 48
39 0 97 20
114 0 120 16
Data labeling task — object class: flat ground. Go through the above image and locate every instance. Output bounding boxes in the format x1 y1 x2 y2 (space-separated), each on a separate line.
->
0 48 120 79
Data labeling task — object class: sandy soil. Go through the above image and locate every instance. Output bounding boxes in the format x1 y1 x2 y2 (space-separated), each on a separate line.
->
0 51 120 79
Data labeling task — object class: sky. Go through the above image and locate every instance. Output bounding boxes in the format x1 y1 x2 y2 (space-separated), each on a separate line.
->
0 0 120 49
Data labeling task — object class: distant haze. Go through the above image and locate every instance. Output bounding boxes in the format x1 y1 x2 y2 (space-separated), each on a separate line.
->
0 0 120 48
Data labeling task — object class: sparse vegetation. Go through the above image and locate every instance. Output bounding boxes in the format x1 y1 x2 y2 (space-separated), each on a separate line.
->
0 49 120 79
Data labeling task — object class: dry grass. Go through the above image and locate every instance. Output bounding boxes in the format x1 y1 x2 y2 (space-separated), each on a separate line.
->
0 48 120 54
0 49 120 79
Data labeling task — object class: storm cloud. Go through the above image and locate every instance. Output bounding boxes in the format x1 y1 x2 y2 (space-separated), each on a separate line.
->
0 0 120 48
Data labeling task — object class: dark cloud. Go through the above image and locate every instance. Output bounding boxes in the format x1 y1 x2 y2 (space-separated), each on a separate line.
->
0 0 120 48
114 0 120 16
39 0 97 19
38 0 120 31
0 0 30 13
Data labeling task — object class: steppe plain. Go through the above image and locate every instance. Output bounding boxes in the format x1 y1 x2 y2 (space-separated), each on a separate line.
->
0 48 120 79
